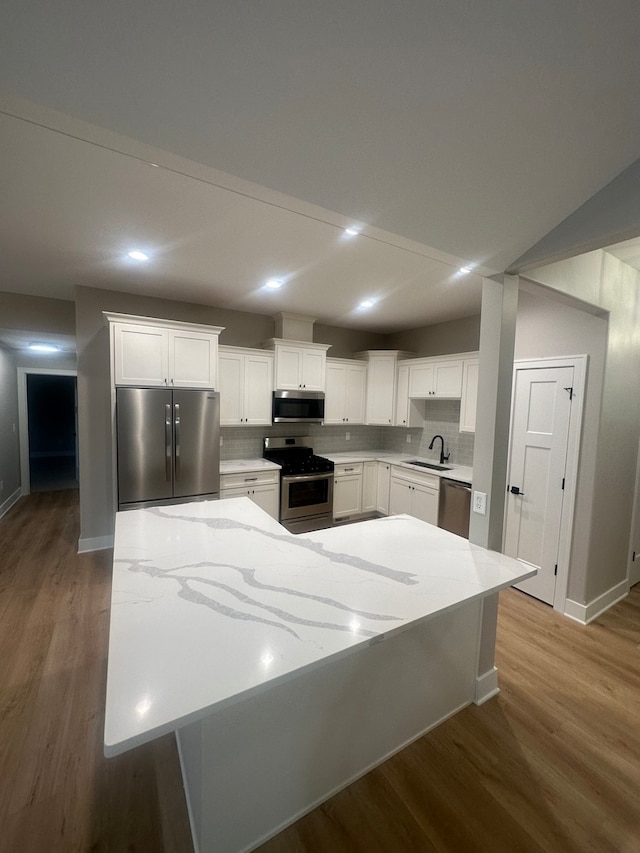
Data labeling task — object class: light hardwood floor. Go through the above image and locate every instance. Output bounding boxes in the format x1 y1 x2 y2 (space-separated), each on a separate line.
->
1 491 639 852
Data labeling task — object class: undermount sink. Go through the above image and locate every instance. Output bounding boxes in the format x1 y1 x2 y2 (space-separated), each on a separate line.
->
405 460 452 471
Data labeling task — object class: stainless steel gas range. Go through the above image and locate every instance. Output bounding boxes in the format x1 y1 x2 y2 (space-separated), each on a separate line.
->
263 436 334 533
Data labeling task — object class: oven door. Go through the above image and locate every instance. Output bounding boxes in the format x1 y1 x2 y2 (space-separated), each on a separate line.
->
280 472 334 521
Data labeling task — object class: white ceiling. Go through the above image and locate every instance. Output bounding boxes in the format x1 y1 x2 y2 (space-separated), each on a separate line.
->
1 0 639 337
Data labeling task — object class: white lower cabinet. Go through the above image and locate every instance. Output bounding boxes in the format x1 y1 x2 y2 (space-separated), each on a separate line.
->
361 461 377 514
389 466 439 526
376 462 391 515
220 470 279 520
333 463 363 519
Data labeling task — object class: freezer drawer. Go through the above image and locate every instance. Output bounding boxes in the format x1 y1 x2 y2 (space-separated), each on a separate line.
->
438 477 471 539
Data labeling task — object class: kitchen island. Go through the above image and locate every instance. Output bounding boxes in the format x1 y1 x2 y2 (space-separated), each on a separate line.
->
105 497 534 853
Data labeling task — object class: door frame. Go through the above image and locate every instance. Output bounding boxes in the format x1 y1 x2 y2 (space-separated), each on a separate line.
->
17 367 78 496
504 355 587 613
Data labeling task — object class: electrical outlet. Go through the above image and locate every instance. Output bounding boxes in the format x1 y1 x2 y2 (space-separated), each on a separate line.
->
345 432 350 441
219 436 223 446
473 491 487 515
406 433 411 443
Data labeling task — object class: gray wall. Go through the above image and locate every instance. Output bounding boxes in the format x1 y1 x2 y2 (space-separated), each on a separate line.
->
0 292 75 334
526 251 640 604
0 345 20 503
387 315 480 357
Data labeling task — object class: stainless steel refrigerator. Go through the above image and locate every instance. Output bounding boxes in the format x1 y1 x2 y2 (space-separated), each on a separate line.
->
116 387 220 510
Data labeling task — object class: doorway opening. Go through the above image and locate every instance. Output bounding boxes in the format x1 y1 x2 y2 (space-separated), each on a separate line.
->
18 368 78 495
26 374 78 492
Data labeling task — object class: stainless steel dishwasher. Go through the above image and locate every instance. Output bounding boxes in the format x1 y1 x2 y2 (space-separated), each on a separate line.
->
438 477 472 538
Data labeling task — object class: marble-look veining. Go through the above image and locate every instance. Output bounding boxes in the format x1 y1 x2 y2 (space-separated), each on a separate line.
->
105 497 533 757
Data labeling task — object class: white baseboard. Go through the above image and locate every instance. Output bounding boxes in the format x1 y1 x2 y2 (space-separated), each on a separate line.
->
78 534 114 554
0 487 22 520
564 579 629 624
474 666 500 706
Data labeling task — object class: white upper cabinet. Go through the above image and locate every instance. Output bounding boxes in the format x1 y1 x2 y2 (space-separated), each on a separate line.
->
325 359 367 424
106 313 224 389
459 357 480 433
264 340 331 391
394 363 424 427
219 347 273 426
356 351 410 426
408 359 463 398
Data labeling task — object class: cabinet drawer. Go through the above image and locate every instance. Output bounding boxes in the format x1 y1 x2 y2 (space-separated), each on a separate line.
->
391 466 439 490
220 470 279 490
334 462 363 477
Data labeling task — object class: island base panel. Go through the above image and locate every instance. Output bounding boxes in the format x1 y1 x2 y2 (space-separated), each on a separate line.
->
177 598 483 853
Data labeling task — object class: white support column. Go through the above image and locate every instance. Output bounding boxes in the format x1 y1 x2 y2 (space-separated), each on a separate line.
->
469 275 519 551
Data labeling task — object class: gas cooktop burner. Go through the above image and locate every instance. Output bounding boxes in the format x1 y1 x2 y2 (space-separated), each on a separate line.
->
263 436 334 476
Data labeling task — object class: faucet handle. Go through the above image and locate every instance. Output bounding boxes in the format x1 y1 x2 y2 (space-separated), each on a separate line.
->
443 451 451 462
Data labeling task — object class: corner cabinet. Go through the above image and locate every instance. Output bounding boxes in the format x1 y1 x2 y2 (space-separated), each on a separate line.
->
324 359 367 425
355 351 412 426
218 347 274 426
105 313 224 389
263 339 331 391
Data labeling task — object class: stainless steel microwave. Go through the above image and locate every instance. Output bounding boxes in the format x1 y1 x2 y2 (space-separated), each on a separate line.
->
272 390 325 424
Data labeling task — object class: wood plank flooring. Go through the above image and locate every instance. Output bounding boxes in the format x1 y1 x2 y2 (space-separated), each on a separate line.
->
1 491 639 852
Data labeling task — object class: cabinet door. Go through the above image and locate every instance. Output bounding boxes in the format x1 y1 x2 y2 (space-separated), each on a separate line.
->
301 349 325 391
389 477 412 516
324 362 347 424
169 330 217 389
345 365 366 423
408 363 434 398
433 361 463 398
395 364 410 426
275 346 303 389
113 324 168 386
376 462 390 515
366 356 395 425
333 474 362 518
459 359 479 432
219 351 244 425
361 461 377 513
411 482 440 525
243 354 273 425
251 484 279 520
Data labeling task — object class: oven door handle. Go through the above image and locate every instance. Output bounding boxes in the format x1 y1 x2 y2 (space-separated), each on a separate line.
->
282 472 333 483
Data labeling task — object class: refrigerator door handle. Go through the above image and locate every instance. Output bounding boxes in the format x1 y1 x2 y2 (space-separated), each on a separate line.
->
174 403 181 480
165 403 172 482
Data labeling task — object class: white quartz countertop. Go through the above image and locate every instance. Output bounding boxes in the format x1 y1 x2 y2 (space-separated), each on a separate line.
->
220 458 281 475
325 451 473 484
105 497 532 757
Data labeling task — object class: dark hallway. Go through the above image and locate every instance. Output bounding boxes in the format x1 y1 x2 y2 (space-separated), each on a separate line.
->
26 374 78 492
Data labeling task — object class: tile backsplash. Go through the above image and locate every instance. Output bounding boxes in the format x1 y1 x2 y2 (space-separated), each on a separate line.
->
221 400 474 467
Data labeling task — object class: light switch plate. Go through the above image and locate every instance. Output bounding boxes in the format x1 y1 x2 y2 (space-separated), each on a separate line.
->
473 491 487 515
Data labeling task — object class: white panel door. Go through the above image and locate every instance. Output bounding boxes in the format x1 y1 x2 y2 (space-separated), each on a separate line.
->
345 364 366 423
504 366 573 605
324 362 347 424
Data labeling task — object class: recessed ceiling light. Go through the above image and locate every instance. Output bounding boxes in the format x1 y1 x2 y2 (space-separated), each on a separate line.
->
459 266 472 274
265 278 283 289
359 299 375 309
28 343 60 353
127 250 150 262
344 227 360 237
